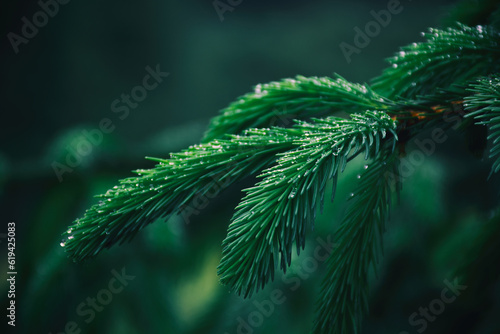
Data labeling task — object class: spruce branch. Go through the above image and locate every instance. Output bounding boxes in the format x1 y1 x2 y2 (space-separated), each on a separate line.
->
217 111 397 297
465 75 500 174
372 23 500 99
313 147 399 334
203 75 395 142
60 7 500 333
63 112 396 262
62 129 298 261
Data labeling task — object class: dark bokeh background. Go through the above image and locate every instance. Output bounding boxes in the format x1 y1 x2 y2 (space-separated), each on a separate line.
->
2 1 500 333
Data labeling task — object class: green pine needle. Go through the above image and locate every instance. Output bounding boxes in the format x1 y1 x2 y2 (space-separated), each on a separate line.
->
465 75 500 174
372 23 500 99
218 111 397 297
203 75 395 142
313 147 399 334
63 129 297 261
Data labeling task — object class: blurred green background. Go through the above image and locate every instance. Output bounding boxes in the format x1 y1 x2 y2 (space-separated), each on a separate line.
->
1 0 500 333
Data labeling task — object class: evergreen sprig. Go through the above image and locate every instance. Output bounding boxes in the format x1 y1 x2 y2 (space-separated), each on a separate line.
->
372 23 500 99
217 111 397 297
62 9 500 334
203 75 395 142
64 112 397 262
313 147 399 333
63 129 296 261
465 75 500 174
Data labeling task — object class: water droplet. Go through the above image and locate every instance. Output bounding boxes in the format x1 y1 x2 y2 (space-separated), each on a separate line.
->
60 239 66 247
392 64 398 68
357 174 361 179
68 236 74 240
364 165 369 169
